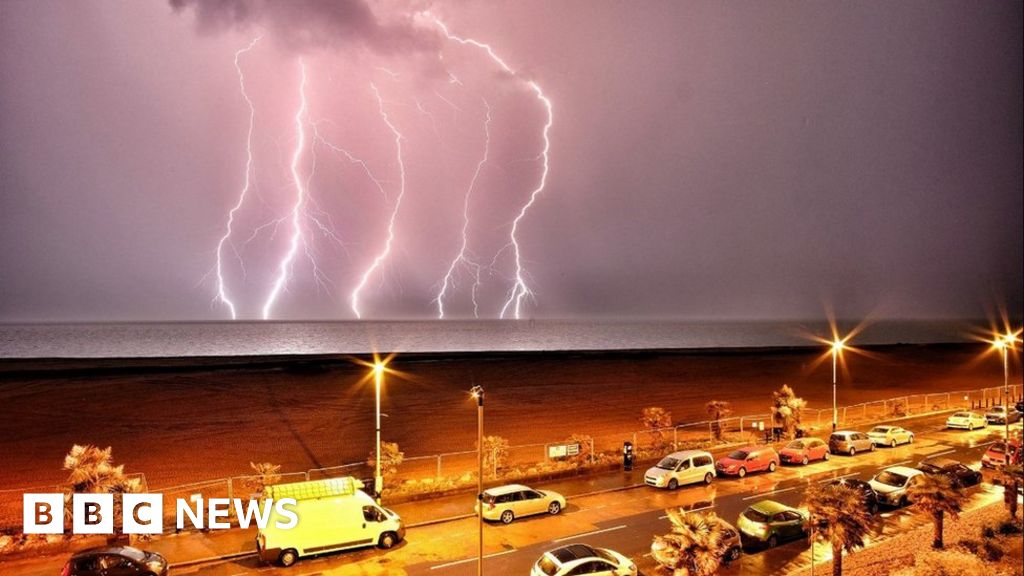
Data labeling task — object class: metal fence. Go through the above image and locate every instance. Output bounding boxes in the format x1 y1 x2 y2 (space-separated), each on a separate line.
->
1 383 1019 533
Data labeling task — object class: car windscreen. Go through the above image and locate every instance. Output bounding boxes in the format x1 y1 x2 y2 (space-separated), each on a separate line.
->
657 457 680 470
727 450 749 460
876 471 909 487
990 444 1006 454
919 463 942 474
952 412 971 418
119 547 147 561
595 548 617 564
829 433 847 442
870 427 889 434
535 555 560 576
743 508 770 523
786 441 805 449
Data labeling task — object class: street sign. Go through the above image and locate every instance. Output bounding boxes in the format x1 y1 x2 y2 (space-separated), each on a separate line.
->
547 443 581 459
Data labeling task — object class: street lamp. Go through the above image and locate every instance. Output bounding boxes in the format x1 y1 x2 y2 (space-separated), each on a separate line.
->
372 360 387 504
993 332 1019 441
470 385 485 576
831 338 846 431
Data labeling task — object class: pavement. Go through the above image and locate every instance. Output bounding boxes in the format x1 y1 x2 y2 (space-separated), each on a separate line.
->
5 408 1020 576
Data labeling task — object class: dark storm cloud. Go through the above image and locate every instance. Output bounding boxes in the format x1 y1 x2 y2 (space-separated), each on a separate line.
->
168 0 439 53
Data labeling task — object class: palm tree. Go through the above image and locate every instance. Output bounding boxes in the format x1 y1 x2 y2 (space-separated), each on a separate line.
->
651 509 737 576
906 473 964 549
705 401 733 441
1001 463 1023 520
62 445 140 536
803 481 872 576
245 462 282 499
770 385 807 440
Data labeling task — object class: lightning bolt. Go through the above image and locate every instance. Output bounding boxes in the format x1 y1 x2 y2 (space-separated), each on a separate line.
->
213 36 260 319
261 59 309 320
435 98 491 319
349 83 407 319
433 17 554 320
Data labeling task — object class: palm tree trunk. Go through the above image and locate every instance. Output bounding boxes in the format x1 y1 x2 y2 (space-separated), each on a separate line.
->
932 511 944 549
1011 480 1020 520
832 542 843 576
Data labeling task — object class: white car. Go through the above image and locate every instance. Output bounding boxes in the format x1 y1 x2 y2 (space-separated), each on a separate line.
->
946 411 987 430
644 450 716 489
869 466 924 507
476 484 565 524
532 544 636 576
867 425 914 448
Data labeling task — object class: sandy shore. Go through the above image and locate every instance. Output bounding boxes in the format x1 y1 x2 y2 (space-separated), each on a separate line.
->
0 343 1017 490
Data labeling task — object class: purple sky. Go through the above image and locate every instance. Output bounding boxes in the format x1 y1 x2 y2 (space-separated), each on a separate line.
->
0 1 1020 322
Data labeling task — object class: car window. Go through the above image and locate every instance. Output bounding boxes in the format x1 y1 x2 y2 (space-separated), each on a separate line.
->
728 450 749 460
363 506 382 522
536 556 559 576
525 490 542 499
657 457 680 470
747 452 759 461
783 511 802 521
786 440 805 449
76 558 100 571
876 471 909 487
511 491 526 502
99 556 129 570
679 459 691 470
743 508 770 523
694 456 712 467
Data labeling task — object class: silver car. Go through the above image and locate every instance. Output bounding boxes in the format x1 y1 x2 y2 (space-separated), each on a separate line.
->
985 405 1022 425
867 425 914 448
828 431 875 455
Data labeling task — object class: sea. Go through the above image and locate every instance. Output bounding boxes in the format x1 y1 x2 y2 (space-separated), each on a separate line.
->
0 319 983 359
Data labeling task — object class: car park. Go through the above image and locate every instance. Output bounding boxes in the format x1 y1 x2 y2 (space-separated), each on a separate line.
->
779 438 830 465
829 477 880 515
828 431 875 455
869 466 925 507
982 438 1022 468
867 425 914 448
477 484 566 524
715 446 780 478
644 450 716 489
945 411 987 430
736 500 807 548
917 457 982 488
532 544 637 576
63 547 168 576
985 405 1022 425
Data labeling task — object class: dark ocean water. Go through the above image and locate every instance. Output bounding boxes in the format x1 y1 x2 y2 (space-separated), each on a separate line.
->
0 319 981 359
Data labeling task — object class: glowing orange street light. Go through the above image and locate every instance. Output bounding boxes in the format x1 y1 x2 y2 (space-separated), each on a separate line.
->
470 385 484 576
993 330 1020 441
372 359 388 504
831 337 846 432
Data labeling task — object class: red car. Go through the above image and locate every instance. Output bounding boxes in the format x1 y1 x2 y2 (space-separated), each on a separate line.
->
716 446 780 477
779 438 830 465
982 438 1021 468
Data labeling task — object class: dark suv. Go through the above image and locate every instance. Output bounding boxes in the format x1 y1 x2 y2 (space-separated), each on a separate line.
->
63 547 168 576
918 457 982 488
830 477 880 514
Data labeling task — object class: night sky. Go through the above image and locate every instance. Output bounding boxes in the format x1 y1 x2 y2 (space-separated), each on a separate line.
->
0 1 1020 322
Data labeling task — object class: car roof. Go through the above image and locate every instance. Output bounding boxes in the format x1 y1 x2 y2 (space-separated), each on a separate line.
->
881 466 921 476
832 430 859 436
548 544 599 565
747 500 794 515
870 426 895 431
71 546 137 559
921 457 960 469
664 450 711 459
485 484 531 495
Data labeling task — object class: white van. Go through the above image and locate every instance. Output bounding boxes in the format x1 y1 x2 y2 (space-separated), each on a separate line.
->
644 450 716 489
257 477 404 567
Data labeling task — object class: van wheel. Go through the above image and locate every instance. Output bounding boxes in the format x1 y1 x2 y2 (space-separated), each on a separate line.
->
279 549 298 567
768 462 777 472
548 501 562 515
668 478 679 490
500 510 515 524
738 467 747 478
849 447 856 456
704 472 713 484
767 535 778 548
378 532 398 549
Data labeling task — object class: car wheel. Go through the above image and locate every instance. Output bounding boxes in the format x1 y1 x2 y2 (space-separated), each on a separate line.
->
890 439 897 448
726 546 741 561
849 447 856 456
279 549 299 567
379 531 398 549
900 496 909 508
548 501 562 515
870 443 876 452
500 510 515 524
704 472 714 484
768 535 778 548
823 451 830 461
738 467 747 478
969 423 974 431
869 501 879 515
908 435 914 444
802 456 809 466
768 461 777 472
668 478 679 490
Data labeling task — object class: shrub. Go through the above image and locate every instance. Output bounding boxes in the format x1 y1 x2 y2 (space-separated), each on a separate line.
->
640 407 673 449
909 549 986 576
997 519 1022 535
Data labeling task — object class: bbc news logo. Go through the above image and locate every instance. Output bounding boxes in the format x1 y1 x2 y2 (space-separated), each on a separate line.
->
23 493 297 534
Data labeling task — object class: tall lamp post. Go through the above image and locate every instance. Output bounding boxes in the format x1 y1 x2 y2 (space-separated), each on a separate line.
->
372 360 387 504
471 385 485 576
994 333 1018 441
831 338 846 431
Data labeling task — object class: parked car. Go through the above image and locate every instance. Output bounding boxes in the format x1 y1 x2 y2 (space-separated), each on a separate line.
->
945 411 987 430
829 477 880 515
779 438 830 465
985 405 1022 425
736 500 807 548
715 447 780 478
532 544 636 576
477 484 566 524
982 438 1022 468
644 450 716 489
828 431 876 455
867 425 914 448
869 466 925 507
918 457 982 488
63 547 168 576
652 518 742 565
1016 399 1024 414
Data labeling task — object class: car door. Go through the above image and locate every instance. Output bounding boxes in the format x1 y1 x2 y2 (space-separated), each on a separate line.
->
777 511 803 539
567 560 616 575
72 557 104 576
522 490 545 516
677 457 695 484
98 555 136 576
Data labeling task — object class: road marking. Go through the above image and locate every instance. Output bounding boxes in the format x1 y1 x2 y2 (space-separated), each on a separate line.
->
742 485 800 500
928 449 956 458
884 460 912 468
553 524 627 543
818 472 858 484
658 504 714 519
430 549 517 570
